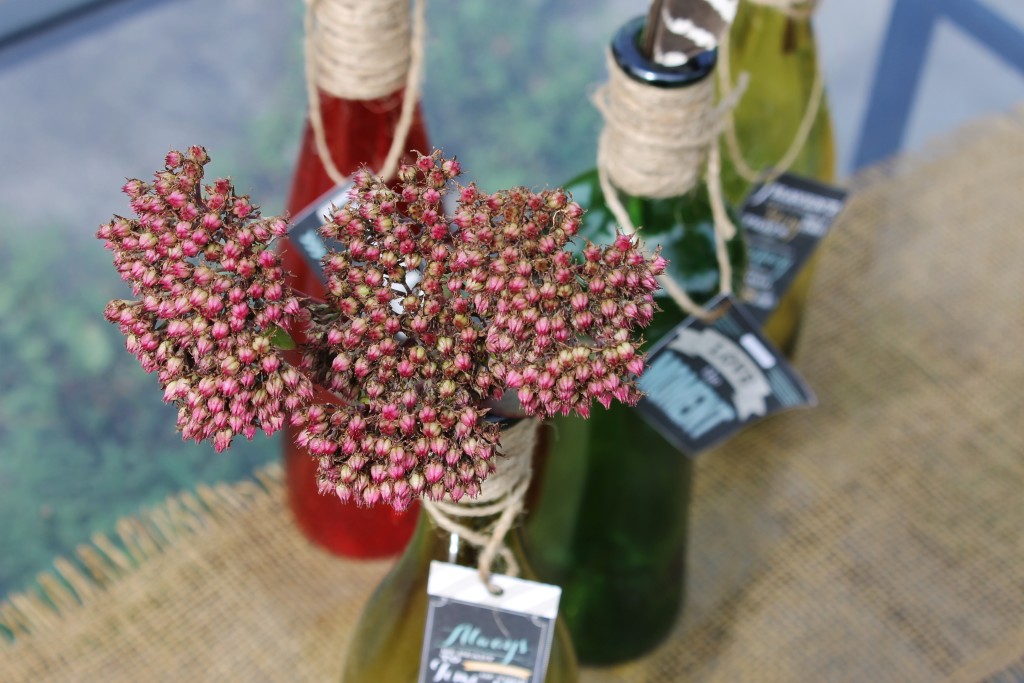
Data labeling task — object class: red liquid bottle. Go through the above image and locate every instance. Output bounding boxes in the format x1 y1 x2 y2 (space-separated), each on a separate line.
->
281 90 429 557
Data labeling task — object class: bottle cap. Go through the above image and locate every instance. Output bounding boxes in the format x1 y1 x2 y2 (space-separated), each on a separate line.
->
611 16 717 88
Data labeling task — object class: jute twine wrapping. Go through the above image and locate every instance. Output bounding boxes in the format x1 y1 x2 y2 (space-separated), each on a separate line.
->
422 418 538 592
305 0 411 100
3 107 1024 682
719 0 825 185
594 49 746 318
304 0 426 185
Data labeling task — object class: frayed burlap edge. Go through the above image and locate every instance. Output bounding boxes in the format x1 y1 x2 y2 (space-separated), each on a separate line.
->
0 465 287 642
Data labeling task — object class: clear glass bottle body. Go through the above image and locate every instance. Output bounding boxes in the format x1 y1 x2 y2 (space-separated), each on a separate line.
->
281 91 429 557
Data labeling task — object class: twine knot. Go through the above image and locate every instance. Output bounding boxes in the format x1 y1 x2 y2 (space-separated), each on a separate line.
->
422 419 538 594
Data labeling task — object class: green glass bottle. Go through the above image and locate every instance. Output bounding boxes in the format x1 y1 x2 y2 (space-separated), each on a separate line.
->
722 0 837 355
342 424 578 682
523 17 745 666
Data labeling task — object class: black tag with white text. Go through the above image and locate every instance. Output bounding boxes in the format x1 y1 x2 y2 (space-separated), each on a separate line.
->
419 562 562 682
637 295 815 456
740 174 848 323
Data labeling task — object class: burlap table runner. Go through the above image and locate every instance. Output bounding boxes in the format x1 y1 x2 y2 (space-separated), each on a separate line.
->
3 106 1024 682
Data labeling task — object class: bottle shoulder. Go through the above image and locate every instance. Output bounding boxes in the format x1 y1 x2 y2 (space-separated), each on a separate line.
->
563 169 746 314
563 169 737 241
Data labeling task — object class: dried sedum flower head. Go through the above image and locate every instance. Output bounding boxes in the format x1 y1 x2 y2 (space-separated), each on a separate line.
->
98 146 312 452
98 146 664 510
295 150 664 511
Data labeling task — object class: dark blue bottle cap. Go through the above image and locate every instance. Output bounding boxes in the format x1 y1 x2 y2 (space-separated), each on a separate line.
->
611 16 717 89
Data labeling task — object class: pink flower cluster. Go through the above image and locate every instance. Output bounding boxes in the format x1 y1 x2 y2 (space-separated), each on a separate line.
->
99 146 664 510
294 151 664 510
454 182 664 418
98 145 313 452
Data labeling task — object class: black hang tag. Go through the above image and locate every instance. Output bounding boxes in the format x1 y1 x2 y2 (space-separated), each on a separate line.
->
285 181 354 285
739 173 848 324
636 294 816 457
420 562 562 683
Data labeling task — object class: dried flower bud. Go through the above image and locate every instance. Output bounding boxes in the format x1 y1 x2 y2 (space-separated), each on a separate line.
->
99 146 311 452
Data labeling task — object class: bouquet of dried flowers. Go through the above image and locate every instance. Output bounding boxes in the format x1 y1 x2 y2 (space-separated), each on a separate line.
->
98 146 664 512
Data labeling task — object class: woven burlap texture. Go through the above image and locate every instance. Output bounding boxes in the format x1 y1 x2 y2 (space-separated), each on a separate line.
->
3 107 1024 682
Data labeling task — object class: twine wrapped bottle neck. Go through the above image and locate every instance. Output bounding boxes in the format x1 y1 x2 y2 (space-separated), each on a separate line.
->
303 0 427 185
597 17 723 200
596 17 745 319
305 0 412 100
422 418 537 594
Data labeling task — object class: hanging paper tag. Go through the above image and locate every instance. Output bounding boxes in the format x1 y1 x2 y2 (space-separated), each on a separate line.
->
739 173 848 323
285 181 354 284
636 294 815 457
419 561 561 683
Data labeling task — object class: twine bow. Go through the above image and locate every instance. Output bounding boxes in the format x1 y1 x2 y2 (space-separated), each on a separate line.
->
421 419 538 594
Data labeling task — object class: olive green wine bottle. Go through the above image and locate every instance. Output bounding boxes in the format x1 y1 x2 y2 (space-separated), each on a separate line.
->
723 0 837 355
342 423 578 682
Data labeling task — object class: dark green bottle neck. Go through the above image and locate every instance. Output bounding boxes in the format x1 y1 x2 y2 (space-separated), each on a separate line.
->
562 15 747 331
565 167 744 338
597 14 723 239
